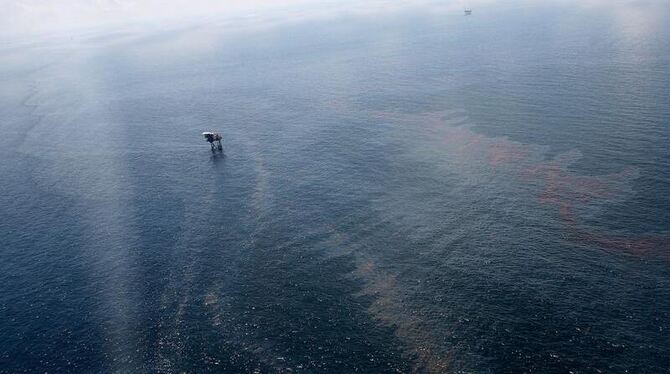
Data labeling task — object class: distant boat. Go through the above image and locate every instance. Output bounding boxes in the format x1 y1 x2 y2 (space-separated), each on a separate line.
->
464 9 472 15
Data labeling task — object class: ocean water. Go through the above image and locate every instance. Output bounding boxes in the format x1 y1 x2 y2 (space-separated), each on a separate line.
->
1 1 670 373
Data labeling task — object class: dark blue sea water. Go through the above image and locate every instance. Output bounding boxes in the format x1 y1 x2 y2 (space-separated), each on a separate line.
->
2 1 670 373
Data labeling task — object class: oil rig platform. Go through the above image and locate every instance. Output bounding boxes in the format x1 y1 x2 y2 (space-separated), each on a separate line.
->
203 132 223 152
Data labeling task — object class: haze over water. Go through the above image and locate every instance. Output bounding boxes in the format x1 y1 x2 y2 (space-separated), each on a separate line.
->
1 1 670 372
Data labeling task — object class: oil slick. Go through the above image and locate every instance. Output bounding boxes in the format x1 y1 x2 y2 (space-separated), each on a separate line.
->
374 109 668 262
350 109 670 372
352 256 453 373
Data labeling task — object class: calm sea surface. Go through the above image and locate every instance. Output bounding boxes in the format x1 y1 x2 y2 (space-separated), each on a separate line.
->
1 1 670 373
